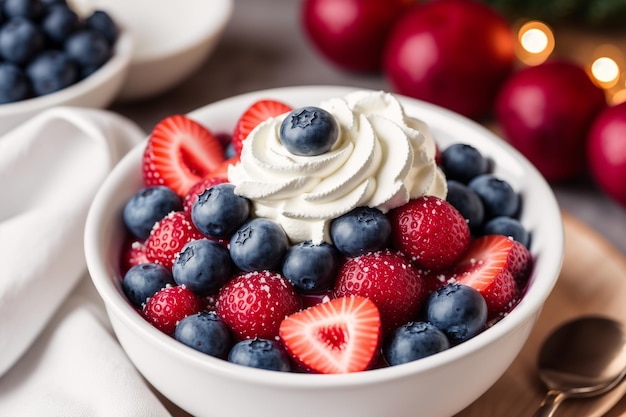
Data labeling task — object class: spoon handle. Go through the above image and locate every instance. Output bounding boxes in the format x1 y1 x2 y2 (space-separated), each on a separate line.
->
532 390 567 417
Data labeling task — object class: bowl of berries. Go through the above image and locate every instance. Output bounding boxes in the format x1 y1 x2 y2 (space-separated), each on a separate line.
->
0 0 132 135
84 86 564 417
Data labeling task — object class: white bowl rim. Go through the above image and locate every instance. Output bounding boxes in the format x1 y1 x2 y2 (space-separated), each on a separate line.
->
114 0 233 63
0 29 133 116
85 85 564 389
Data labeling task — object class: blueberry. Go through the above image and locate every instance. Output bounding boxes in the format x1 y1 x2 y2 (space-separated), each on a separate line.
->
383 321 450 366
172 239 232 295
330 206 391 257
279 106 339 156
64 29 111 70
468 174 520 219
440 143 490 184
483 216 531 248
26 49 77 96
191 183 250 239
3 0 43 20
0 62 29 103
0 17 43 64
85 10 118 45
123 186 183 240
426 283 487 344
41 4 79 45
175 311 232 359
229 218 289 272
122 263 174 307
282 241 340 293
228 338 292 372
446 180 484 234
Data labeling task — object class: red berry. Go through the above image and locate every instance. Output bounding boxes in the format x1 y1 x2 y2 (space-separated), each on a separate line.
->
508 239 532 289
231 100 292 156
389 195 470 271
143 285 203 335
183 176 227 213
142 114 225 196
216 271 301 340
120 238 149 275
334 249 423 331
446 235 519 318
145 211 204 269
279 296 381 374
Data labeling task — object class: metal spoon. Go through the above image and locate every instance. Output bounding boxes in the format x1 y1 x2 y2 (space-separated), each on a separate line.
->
533 316 626 417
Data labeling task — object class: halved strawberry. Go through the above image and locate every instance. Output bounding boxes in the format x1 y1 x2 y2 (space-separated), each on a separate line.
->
142 115 225 196
279 296 381 374
446 235 519 318
231 99 292 155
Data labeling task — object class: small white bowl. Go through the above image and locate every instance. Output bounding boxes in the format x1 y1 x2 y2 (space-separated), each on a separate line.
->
0 29 133 136
88 0 233 101
85 86 564 417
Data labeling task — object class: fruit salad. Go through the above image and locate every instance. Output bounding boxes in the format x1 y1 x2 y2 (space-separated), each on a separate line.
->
119 90 532 374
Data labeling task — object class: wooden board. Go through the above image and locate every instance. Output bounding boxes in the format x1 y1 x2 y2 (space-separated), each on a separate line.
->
457 212 626 416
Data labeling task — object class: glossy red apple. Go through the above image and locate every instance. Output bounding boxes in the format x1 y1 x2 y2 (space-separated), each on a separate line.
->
383 0 515 119
587 102 626 207
301 0 414 73
495 60 606 181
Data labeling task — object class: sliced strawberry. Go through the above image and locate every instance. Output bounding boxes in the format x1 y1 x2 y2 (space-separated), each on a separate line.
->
446 235 519 318
508 239 533 290
279 296 381 374
231 99 292 155
334 249 424 331
144 211 205 269
143 285 203 335
120 238 149 275
389 195 470 271
142 115 225 196
216 271 301 340
207 154 240 181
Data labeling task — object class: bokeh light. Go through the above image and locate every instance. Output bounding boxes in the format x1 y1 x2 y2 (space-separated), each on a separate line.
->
516 21 555 66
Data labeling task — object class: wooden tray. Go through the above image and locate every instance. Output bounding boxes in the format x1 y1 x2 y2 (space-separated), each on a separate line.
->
457 212 626 416
162 212 626 417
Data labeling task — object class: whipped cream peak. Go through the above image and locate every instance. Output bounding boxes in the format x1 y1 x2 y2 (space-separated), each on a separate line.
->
228 90 447 244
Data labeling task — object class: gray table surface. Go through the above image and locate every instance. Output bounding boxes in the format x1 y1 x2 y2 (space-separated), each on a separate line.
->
111 0 626 256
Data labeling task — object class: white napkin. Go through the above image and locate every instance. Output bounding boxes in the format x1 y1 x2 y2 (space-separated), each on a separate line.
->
0 107 174 416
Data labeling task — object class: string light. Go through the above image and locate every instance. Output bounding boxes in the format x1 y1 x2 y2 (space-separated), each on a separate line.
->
515 21 626 103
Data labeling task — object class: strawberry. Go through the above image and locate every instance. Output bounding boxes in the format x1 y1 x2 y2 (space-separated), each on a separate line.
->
145 211 205 269
389 195 470 271
231 99 292 155
120 238 149 275
279 296 381 374
183 176 228 213
216 271 301 340
143 285 203 335
334 249 424 331
142 115 225 196
445 235 520 318
207 154 240 180
508 239 533 289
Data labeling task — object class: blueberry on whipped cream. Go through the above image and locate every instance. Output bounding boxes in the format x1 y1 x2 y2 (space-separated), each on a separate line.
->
228 90 447 244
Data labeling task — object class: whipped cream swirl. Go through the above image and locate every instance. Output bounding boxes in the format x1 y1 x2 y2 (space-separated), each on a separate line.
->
228 90 447 244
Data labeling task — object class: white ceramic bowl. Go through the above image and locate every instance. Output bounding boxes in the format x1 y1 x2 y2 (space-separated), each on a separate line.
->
87 0 233 101
84 86 564 417
0 29 132 136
